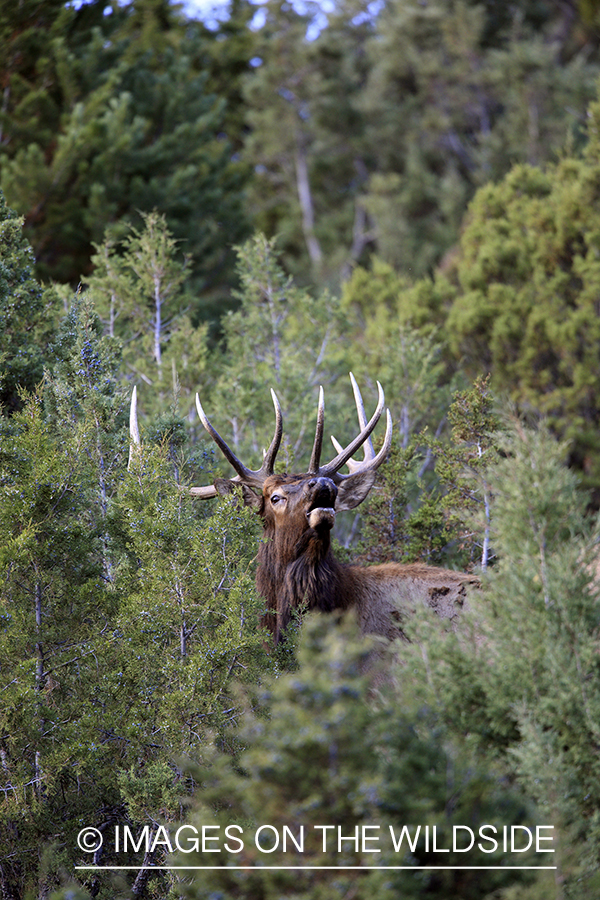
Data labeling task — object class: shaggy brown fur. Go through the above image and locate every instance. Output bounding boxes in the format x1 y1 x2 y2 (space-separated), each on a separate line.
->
144 377 481 646
251 474 479 645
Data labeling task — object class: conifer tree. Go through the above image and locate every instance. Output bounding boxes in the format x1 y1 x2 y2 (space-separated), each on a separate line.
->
242 0 373 282
44 292 128 581
0 325 272 898
117 436 268 763
86 213 210 423
207 234 352 470
444 133 600 493
0 191 58 413
405 422 600 898
352 367 498 570
0 0 253 315
0 392 116 898
178 618 546 900
357 0 598 277
243 0 599 284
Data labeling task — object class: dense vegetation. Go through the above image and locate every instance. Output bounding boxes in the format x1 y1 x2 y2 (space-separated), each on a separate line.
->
2 1 600 898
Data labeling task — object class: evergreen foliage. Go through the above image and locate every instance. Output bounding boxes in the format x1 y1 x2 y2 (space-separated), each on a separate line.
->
399 422 600 897
85 211 210 422
0 212 272 897
178 618 549 900
0 386 270 898
357 375 498 569
206 234 353 471
0 391 117 897
177 420 600 900
0 191 59 413
3 0 598 300
0 0 253 315
243 0 599 285
2 24 600 899
444 136 600 493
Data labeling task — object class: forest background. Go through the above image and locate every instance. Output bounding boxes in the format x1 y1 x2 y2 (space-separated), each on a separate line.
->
2 1 600 898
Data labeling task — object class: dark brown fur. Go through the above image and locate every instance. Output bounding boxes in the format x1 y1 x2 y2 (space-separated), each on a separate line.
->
251 474 479 645
165 377 480 646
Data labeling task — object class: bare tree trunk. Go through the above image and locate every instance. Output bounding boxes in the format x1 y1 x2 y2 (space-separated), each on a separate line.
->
109 292 117 339
340 201 376 282
294 135 323 275
34 580 44 801
264 270 282 382
481 489 491 570
131 830 158 897
153 274 162 374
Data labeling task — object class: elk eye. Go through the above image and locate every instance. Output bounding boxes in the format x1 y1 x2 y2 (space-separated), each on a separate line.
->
271 493 284 505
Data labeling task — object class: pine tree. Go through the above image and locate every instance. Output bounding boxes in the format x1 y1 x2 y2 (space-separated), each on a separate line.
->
205 234 353 471
0 191 59 413
0 0 253 317
407 422 600 898
177 617 546 900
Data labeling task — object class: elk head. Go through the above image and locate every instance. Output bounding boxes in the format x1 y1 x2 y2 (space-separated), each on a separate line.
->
130 375 392 643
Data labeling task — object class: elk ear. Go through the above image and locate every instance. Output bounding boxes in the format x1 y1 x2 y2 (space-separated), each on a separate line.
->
214 478 263 510
335 471 377 511
240 484 263 510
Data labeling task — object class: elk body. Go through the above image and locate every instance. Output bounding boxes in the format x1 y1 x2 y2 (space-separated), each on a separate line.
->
250 472 478 644
130 377 479 645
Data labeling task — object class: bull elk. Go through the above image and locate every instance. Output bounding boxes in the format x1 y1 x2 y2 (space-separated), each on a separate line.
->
129 376 479 645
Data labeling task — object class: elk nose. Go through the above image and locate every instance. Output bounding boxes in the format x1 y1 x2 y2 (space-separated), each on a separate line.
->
307 477 337 497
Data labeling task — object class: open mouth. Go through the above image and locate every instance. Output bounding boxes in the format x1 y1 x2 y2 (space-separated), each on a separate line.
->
307 486 337 513
306 484 337 526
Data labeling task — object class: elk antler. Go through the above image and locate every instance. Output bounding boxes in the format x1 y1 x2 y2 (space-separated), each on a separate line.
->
193 375 390 494
128 386 283 498
310 372 393 482
129 374 392 496
128 385 140 471
191 390 283 497
327 372 393 481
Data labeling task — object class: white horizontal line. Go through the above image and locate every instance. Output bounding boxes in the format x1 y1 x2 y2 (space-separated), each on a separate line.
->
74 865 558 871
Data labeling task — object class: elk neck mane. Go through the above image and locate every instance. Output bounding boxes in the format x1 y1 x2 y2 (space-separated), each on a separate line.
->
256 487 354 636
130 375 479 647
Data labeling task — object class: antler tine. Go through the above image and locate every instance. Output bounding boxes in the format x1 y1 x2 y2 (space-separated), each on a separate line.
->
330 434 360 473
328 373 381 473
331 408 393 477
361 407 392 472
261 389 283 476
196 394 261 487
319 378 386 478
130 386 140 445
196 389 284 490
128 386 140 470
189 483 221 498
308 386 325 475
350 372 375 459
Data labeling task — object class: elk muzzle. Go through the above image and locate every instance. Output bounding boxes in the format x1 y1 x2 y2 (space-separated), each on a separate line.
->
306 477 337 531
